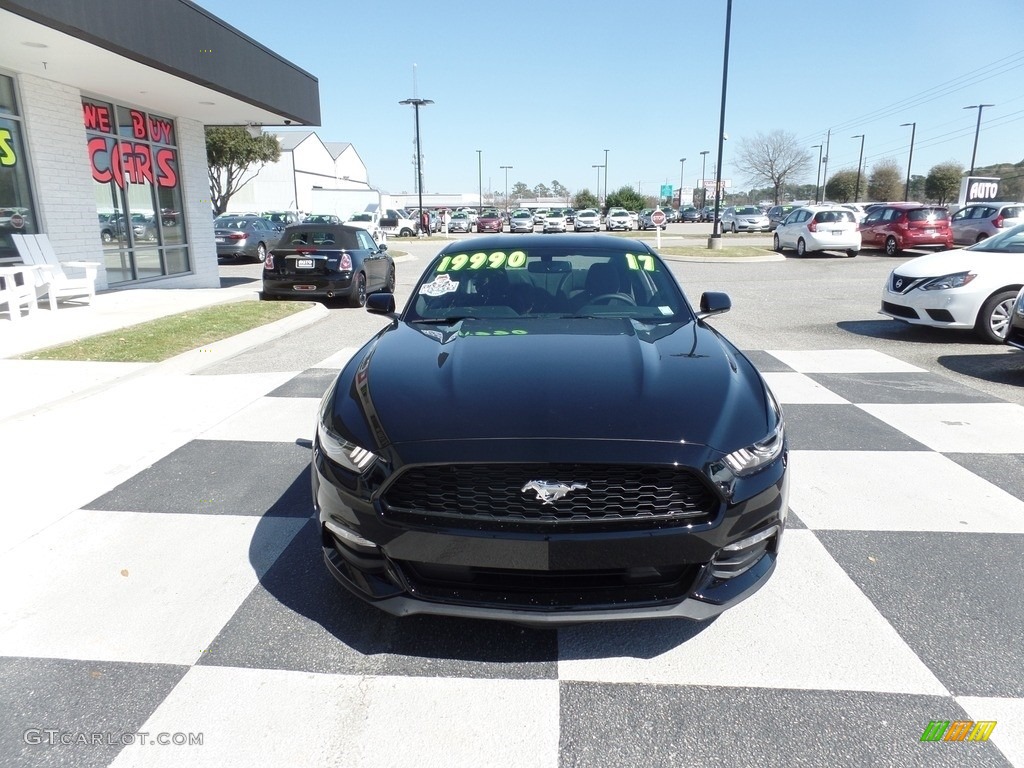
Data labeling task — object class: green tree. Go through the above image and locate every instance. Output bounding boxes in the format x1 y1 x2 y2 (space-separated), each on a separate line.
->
867 159 903 202
824 170 860 202
604 186 646 213
511 182 531 200
734 129 812 204
206 127 281 215
925 162 964 205
533 183 551 198
573 189 599 210
551 180 570 200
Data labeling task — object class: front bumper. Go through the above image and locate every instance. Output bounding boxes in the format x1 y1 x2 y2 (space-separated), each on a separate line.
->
313 439 789 624
879 286 981 329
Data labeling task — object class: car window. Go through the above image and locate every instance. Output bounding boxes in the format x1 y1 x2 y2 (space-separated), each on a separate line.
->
408 246 692 322
356 230 377 250
1004 206 1024 218
863 210 882 224
908 208 947 222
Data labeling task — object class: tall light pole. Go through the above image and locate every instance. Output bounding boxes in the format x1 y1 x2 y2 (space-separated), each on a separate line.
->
699 150 710 211
900 122 916 202
710 0 733 243
963 103 994 175
811 144 823 204
476 150 482 211
603 149 609 206
851 134 865 202
399 96 433 233
500 165 512 216
678 158 686 207
821 129 831 201
592 164 602 204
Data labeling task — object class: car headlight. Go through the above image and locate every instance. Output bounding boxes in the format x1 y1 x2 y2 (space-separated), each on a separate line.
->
721 421 786 477
920 271 976 291
317 385 379 473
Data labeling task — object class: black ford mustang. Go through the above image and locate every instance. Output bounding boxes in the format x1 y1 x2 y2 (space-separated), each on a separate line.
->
312 233 789 623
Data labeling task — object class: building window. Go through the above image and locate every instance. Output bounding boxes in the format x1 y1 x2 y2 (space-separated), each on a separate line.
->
0 73 38 265
83 97 189 284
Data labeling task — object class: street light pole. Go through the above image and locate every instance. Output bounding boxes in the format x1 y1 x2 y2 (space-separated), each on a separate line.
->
399 96 433 234
710 0 733 243
679 158 686 207
592 165 602 204
899 122 916 202
699 150 709 212
851 134 865 202
500 165 512 216
603 149 609 206
811 144 823 204
476 149 482 212
963 104 994 175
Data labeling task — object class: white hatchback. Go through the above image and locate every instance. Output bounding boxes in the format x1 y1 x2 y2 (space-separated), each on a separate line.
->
773 205 861 257
880 222 1024 343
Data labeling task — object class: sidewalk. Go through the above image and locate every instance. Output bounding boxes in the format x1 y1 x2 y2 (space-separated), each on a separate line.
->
0 277 328 421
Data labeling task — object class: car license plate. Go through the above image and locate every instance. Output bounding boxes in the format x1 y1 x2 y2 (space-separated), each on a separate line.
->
215 237 224 243
924 229 935 236
832 230 843 236
292 285 316 291
296 258 314 269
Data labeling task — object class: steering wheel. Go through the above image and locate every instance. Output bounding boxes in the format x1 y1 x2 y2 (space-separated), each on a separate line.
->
590 292 637 306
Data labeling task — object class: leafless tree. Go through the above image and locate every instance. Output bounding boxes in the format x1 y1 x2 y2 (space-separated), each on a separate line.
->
734 130 813 204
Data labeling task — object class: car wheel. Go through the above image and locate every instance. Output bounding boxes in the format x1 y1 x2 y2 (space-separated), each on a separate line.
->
254 242 267 264
349 272 367 308
731 222 738 233
796 238 807 257
846 249 859 258
399 228 414 237
385 266 396 293
976 233 988 243
101 230 113 244
975 289 1018 343
773 234 782 252
884 236 899 256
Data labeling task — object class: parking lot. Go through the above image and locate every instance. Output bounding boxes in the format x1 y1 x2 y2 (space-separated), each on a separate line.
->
2 232 1022 767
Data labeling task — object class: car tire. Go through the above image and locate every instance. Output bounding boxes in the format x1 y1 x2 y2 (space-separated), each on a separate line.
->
254 242 267 264
884 236 899 256
846 249 859 258
731 223 738 233
349 272 367 308
399 228 414 237
773 234 782 253
385 266 396 293
974 289 1018 343
101 230 113 244
976 233 988 243
796 238 807 257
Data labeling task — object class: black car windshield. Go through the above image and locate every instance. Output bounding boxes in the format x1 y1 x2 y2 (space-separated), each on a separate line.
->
215 218 251 228
735 206 762 215
406 246 693 322
967 222 1024 253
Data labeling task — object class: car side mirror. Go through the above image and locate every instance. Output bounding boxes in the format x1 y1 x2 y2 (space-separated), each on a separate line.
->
366 292 396 316
697 291 731 318
378 243 388 252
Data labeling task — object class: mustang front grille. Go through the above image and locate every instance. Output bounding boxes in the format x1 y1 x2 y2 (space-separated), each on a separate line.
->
381 463 718 529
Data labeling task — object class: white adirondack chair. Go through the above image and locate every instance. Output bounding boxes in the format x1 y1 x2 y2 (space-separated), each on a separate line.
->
11 233 99 310
0 264 39 321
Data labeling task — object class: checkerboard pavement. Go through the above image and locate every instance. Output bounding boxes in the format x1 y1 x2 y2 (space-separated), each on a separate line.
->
1 348 1022 767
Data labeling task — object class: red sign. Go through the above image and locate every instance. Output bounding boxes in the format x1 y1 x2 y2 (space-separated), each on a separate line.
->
87 137 178 189
651 210 667 226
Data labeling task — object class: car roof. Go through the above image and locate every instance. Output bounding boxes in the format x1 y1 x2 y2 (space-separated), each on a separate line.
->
433 232 656 254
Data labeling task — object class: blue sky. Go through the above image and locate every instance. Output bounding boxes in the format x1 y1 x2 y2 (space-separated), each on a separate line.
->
197 0 1023 199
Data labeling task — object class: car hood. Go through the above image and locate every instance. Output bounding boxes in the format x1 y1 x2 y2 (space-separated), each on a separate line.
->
891 246 1015 278
329 318 773 454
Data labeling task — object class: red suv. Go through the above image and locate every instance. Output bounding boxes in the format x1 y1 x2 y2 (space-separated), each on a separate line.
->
858 203 953 256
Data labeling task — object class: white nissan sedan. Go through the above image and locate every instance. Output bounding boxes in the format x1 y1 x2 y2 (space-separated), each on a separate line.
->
879 222 1024 343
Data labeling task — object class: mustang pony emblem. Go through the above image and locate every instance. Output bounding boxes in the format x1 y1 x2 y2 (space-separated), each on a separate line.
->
521 480 587 505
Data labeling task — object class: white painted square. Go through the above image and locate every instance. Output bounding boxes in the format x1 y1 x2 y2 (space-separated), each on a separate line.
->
787 451 1024 532
0 510 303 665
762 372 849 404
558 530 948 696
766 349 925 373
958 696 1024 766
198 397 321 443
858 402 1024 453
110 666 559 768
312 346 359 370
